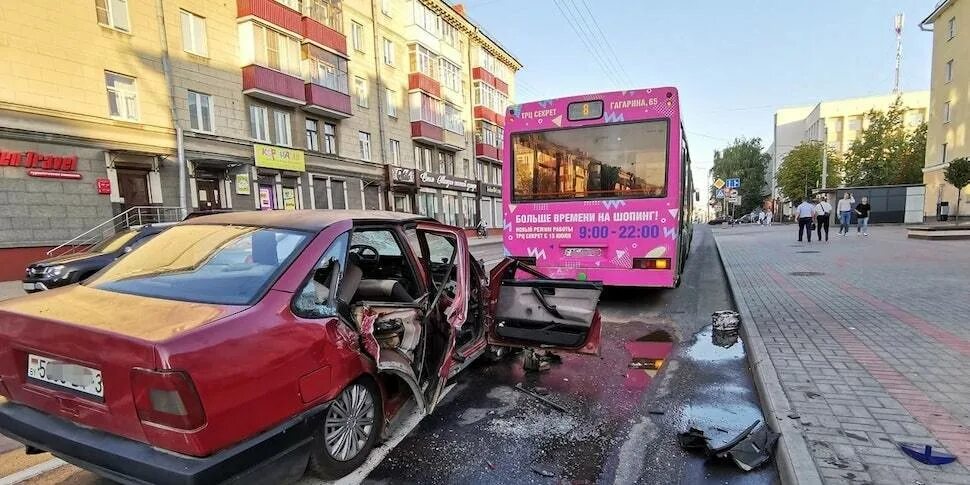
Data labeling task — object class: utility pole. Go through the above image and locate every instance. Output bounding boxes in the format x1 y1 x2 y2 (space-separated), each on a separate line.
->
821 125 828 189
894 13 904 94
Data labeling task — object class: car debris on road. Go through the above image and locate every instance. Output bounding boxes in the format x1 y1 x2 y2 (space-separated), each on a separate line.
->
677 420 779 472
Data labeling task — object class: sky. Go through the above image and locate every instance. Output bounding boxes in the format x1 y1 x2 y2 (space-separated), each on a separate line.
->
458 0 935 191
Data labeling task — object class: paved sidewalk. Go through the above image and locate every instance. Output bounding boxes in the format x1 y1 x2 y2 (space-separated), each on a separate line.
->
716 225 970 484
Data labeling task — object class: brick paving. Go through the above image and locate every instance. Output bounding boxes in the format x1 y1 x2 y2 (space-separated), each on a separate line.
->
715 224 970 484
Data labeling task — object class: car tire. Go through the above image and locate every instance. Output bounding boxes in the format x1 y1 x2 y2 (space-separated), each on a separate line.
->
307 378 383 480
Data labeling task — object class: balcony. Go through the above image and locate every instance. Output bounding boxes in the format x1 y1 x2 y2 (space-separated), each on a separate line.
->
442 129 465 151
237 0 301 34
474 106 502 126
411 122 443 145
475 143 499 162
302 17 346 55
409 73 441 98
242 65 306 106
472 67 495 86
304 83 351 118
495 78 509 95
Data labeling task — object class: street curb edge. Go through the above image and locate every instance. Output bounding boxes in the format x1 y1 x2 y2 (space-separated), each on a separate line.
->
713 234 823 485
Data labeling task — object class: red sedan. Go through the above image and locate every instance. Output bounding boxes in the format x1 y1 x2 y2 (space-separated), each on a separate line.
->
0 210 602 483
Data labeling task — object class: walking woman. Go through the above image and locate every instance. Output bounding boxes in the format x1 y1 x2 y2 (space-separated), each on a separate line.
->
836 192 855 236
815 197 832 241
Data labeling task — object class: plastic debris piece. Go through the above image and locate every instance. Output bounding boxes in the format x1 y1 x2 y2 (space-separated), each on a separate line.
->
531 465 555 477
787 413 800 419
899 443 957 465
709 420 761 454
648 410 665 415
712 310 740 332
513 383 568 413
677 427 709 450
723 423 780 471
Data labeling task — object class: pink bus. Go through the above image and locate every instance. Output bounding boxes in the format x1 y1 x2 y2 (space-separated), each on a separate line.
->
502 87 695 288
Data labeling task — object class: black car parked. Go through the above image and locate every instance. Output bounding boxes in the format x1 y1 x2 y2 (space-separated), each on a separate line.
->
22 223 175 293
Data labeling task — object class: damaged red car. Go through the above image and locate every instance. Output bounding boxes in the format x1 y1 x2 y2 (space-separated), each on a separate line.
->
0 210 602 484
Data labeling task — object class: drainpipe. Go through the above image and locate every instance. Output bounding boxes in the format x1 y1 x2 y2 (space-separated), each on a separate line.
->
155 0 187 218
369 0 390 208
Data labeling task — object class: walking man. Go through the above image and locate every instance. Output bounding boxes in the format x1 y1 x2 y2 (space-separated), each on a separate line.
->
855 196 871 236
815 196 832 241
836 192 855 236
796 197 815 243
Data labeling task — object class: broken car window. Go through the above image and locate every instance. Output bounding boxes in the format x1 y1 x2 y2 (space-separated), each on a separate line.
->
293 232 350 318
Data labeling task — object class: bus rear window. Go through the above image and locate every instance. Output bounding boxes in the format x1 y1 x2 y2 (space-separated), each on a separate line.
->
512 120 669 202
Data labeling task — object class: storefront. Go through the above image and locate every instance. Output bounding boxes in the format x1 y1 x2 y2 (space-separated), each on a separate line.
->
386 166 418 213
417 171 478 225
253 143 305 211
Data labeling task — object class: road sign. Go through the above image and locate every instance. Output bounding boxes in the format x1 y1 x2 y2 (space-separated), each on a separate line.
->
723 188 737 198
726 178 741 189
713 178 725 190
728 196 739 204
715 189 725 199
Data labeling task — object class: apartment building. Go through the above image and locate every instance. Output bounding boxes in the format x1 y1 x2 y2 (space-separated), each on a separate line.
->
0 0 519 276
768 92 929 197
920 0 968 218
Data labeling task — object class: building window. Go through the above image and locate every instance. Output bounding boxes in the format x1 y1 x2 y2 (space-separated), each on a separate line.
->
303 0 343 32
180 10 207 56
441 21 457 47
306 119 319 151
413 1 439 36
847 117 861 132
324 122 337 154
274 0 299 10
479 46 496 73
95 0 130 32
250 105 270 142
943 101 951 124
381 0 392 16
355 77 369 108
439 59 460 92
389 139 401 166
475 120 497 147
187 91 213 133
443 103 464 134
409 44 437 78
241 21 302 77
945 59 954 83
385 88 398 117
415 145 433 171
305 44 349 94
437 152 445 173
474 81 505 113
274 110 292 146
351 21 364 52
383 38 395 66
443 152 455 175
948 16 956 40
105 71 138 121
358 132 372 161
462 158 470 178
942 142 948 164
409 92 442 126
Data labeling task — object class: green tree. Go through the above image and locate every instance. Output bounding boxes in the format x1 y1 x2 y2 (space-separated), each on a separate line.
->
843 98 927 186
710 138 770 215
944 157 970 224
775 141 843 202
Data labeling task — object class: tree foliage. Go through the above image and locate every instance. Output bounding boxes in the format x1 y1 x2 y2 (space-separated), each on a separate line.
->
710 138 770 214
843 98 927 186
776 140 843 201
944 157 970 224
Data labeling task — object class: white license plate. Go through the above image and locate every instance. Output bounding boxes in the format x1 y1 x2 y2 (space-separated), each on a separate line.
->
27 354 103 398
22 283 36 291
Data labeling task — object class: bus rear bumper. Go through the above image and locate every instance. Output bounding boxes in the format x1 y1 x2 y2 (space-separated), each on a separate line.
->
526 265 676 288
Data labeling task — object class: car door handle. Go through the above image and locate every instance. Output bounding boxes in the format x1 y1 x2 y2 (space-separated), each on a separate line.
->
531 287 563 319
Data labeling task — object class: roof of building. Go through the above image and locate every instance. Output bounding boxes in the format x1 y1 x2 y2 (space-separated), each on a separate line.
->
180 210 434 232
921 0 957 27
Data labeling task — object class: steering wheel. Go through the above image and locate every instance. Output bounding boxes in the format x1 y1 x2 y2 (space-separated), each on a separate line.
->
349 244 380 262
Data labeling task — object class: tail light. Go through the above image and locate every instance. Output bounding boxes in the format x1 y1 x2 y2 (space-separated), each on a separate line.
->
131 368 206 430
632 258 671 270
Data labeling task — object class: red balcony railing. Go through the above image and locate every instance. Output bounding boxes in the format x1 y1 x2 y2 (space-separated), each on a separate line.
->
474 106 502 126
411 122 443 144
495 78 509 95
472 67 495 86
475 143 499 162
242 65 306 105
409 73 441 98
305 83 351 118
302 17 347 55
237 0 302 33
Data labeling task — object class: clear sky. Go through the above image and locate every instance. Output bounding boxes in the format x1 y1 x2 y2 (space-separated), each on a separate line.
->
458 0 935 189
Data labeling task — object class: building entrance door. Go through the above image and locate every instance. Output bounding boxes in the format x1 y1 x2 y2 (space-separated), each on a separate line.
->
196 179 222 211
117 169 150 210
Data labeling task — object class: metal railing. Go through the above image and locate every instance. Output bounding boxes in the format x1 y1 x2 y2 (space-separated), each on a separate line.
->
47 206 184 257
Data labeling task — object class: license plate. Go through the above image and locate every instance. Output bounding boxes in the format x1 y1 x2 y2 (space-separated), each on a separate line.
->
27 354 103 398
22 283 35 291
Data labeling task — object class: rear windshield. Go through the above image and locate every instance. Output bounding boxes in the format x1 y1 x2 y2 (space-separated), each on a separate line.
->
86 224 309 305
89 229 138 253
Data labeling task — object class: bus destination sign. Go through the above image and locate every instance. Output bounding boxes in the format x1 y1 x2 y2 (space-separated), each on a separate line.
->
567 100 604 121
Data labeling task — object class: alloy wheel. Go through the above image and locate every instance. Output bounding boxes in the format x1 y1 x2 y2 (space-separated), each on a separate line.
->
324 383 376 462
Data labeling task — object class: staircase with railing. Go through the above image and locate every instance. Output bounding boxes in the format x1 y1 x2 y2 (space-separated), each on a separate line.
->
47 206 184 257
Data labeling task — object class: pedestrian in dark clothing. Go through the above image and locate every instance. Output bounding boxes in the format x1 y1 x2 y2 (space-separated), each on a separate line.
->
795 198 815 242
855 197 871 236
815 198 832 241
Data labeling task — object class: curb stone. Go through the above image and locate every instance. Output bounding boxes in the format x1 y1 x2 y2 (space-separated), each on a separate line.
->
713 234 823 485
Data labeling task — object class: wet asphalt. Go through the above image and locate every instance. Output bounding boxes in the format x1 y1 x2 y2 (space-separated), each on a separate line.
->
364 226 780 484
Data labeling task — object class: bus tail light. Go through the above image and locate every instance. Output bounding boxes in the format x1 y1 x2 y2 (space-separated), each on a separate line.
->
131 368 206 430
633 258 671 270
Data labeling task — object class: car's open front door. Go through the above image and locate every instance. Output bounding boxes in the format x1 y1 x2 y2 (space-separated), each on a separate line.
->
414 222 469 411
488 260 603 355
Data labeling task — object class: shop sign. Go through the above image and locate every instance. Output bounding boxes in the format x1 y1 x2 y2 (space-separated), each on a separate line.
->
96 178 111 194
259 187 274 210
481 183 502 197
282 187 297 210
418 171 477 192
1 150 81 179
254 144 305 172
389 167 416 185
235 173 251 195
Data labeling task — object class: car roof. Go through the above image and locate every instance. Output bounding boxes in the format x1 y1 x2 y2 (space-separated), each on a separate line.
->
179 209 435 232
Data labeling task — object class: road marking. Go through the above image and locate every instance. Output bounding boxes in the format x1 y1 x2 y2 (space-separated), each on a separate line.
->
0 458 65 485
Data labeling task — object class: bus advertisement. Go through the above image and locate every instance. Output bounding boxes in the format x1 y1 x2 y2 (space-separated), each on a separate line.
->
502 87 694 288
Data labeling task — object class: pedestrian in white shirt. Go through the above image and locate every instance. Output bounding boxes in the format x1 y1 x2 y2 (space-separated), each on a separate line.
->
836 192 855 236
795 197 816 242
815 197 833 241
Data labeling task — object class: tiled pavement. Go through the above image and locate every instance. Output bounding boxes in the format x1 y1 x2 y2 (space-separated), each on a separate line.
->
715 224 970 484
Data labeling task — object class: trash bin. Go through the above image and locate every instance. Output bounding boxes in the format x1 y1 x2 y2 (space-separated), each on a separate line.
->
939 202 950 222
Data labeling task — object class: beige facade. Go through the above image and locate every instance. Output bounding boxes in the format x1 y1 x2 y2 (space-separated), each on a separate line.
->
769 92 930 198
921 0 970 218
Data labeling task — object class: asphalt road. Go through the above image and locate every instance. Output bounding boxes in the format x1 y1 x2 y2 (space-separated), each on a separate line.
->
0 228 779 484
